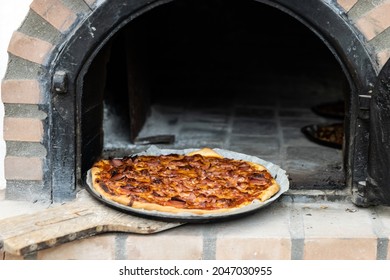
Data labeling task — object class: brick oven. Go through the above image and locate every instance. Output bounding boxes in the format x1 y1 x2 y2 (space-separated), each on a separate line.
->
1 0 390 260
3 0 390 205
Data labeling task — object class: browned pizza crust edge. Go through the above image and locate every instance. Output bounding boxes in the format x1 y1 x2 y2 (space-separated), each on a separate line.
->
90 148 280 214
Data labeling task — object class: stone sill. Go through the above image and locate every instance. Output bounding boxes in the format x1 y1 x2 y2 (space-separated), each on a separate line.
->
1 188 390 260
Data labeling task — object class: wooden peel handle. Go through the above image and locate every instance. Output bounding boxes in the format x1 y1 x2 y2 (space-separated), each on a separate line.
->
0 190 182 256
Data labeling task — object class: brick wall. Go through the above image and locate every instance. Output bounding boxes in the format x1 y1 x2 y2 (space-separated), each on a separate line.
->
1 0 96 201
337 0 390 68
0 0 32 191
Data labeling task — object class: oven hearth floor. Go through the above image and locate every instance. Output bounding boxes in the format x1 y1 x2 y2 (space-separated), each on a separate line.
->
1 194 390 260
104 75 345 190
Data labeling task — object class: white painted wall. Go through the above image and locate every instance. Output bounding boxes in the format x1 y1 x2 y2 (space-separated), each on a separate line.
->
0 1 32 189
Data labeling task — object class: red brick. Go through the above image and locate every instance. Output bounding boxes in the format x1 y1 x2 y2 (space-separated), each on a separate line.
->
30 0 77 33
1 79 42 105
337 0 358 12
7 31 54 65
4 117 44 142
304 238 377 260
4 156 44 181
355 2 390 40
216 237 291 259
126 229 203 259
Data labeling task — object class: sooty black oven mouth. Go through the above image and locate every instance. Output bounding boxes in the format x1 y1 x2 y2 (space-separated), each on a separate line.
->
92 0 347 192
47 0 390 206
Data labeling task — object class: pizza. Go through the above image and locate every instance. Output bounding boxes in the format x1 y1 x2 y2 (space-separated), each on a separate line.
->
90 148 280 215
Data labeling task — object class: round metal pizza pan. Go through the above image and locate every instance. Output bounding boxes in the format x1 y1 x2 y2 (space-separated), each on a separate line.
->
84 146 290 223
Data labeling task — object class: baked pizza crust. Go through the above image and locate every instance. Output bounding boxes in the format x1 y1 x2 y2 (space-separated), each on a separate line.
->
90 148 280 215
186 147 224 158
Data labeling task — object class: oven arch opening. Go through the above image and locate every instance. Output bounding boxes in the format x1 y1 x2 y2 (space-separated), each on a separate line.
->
48 0 378 204
81 0 349 189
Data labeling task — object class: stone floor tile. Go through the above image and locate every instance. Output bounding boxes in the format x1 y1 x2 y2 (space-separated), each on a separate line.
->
375 206 390 236
183 110 230 123
233 93 277 107
301 203 376 237
234 106 275 120
282 128 320 147
228 136 280 158
280 118 322 129
286 146 342 163
178 120 228 143
232 119 277 136
374 206 390 259
279 108 321 119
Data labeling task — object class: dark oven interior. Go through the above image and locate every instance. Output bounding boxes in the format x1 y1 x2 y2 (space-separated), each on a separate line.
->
79 0 348 191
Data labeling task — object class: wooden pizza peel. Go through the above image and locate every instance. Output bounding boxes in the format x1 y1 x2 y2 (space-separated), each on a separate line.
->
0 189 184 256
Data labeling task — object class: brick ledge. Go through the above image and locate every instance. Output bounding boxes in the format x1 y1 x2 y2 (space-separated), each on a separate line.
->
1 191 389 260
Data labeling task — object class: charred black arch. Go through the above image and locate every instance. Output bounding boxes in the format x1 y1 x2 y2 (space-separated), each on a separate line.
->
365 59 390 206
